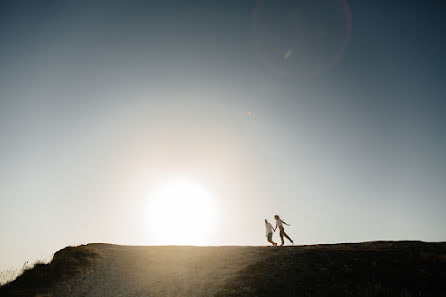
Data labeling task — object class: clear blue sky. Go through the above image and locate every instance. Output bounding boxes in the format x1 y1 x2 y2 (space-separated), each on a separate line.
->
1 0 445 277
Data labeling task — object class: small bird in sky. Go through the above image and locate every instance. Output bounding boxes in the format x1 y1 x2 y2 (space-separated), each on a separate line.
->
284 49 292 60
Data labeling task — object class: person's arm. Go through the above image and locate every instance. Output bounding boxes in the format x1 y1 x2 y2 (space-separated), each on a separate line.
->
269 224 275 232
283 221 290 226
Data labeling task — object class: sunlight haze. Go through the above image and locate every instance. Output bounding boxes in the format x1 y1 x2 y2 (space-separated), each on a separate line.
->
1 0 446 282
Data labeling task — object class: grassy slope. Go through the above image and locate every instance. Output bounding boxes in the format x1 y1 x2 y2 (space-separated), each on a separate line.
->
1 241 446 297
0 245 99 297
217 241 446 297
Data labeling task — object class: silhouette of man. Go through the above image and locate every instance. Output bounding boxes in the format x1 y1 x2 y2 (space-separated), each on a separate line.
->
274 215 294 246
265 219 277 246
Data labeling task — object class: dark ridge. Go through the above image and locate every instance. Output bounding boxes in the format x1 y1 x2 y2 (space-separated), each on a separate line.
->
215 241 446 297
0 245 99 297
2 241 446 297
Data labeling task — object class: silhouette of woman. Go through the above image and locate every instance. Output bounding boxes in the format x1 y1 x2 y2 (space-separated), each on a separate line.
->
274 215 294 246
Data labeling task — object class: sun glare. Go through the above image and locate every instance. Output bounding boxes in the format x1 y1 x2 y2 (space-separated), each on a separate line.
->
146 180 217 245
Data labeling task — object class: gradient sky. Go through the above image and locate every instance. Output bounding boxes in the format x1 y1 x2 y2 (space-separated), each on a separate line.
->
1 0 446 276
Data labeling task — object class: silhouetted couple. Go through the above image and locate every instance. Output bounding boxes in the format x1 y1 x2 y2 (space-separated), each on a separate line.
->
265 215 294 246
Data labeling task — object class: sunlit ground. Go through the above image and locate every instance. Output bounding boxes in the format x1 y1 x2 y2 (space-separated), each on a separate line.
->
146 180 217 245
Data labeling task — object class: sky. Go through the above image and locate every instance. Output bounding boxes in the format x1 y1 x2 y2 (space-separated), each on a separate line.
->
1 0 446 277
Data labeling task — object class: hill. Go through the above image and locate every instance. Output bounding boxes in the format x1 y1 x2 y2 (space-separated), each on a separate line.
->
1 241 446 297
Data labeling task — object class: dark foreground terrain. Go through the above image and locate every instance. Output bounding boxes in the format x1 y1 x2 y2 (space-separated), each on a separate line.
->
1 241 446 297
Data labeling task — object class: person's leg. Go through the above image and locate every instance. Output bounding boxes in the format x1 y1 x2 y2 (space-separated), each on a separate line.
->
279 227 285 246
283 231 294 244
267 233 276 246
269 233 277 246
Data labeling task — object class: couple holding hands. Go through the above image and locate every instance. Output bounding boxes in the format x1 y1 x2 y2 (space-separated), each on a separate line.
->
265 215 294 246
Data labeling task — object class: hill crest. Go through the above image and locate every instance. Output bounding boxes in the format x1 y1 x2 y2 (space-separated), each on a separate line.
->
2 241 446 297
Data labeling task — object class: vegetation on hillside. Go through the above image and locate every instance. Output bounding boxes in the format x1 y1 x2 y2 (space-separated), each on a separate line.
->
0 245 99 297
2 241 446 297
215 241 446 297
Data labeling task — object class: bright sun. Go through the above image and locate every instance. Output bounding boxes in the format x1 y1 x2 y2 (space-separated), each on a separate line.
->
146 180 217 245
